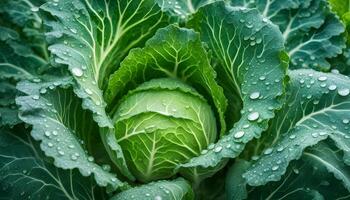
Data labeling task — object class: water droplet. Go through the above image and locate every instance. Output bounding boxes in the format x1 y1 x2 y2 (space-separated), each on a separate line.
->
264 148 273 155
145 193 150 197
319 132 327 136
343 119 349 124
312 133 318 138
58 150 65 156
85 88 93 95
52 131 58 136
70 28 77 34
249 92 260 100
318 76 327 81
338 88 350 97
214 146 222 153
71 155 78 160
48 142 54 147
259 76 266 81
272 165 279 171
111 178 117 182
201 149 208 154
234 131 245 139
88 156 94 162
289 134 296 139
277 146 284 152
154 196 162 200
328 85 337 91
31 7 39 12
44 131 51 137
72 67 83 77
248 112 260 121
32 95 40 100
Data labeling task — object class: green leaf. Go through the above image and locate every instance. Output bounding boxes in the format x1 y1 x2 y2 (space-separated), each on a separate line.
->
41 0 170 128
0 127 108 200
243 69 350 186
0 26 47 81
227 143 350 200
15 78 125 191
0 0 49 60
181 1 287 169
110 178 193 200
232 0 346 71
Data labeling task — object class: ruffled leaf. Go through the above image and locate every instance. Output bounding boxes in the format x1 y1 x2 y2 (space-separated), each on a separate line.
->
181 1 287 169
41 0 170 127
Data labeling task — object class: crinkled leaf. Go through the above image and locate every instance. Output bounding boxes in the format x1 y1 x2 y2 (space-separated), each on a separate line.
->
243 69 350 186
232 0 346 71
181 1 287 169
0 26 47 80
0 0 48 60
41 0 170 127
110 178 193 200
0 127 108 200
227 142 350 200
15 78 125 191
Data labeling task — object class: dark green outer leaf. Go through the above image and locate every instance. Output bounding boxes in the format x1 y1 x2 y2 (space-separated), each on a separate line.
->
227 142 350 200
181 1 287 169
15 78 125 192
41 0 170 128
110 178 193 200
232 0 346 71
243 69 350 186
0 127 108 200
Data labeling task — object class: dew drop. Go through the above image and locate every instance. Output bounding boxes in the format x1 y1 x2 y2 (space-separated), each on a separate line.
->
318 76 327 81
264 148 273 155
58 150 65 156
272 165 279 171
249 92 260 100
343 119 349 124
214 146 223 153
48 142 54 147
44 131 51 137
85 88 93 95
88 156 94 162
31 7 39 12
72 67 83 77
154 196 162 200
328 85 337 91
32 95 40 100
234 131 245 139
338 88 350 97
289 134 296 139
248 112 260 121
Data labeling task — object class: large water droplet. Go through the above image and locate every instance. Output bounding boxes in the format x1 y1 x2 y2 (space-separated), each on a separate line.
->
318 76 327 81
271 165 279 171
338 88 350 97
248 112 260 121
234 131 245 139
249 92 260 100
328 85 337 91
72 67 83 77
214 146 223 153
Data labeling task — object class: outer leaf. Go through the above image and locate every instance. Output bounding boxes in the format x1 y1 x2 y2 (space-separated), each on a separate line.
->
243 69 350 186
227 143 350 200
232 0 346 71
181 1 287 169
0 26 47 81
41 0 170 127
110 178 193 200
0 127 108 200
15 78 125 191
0 0 48 59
